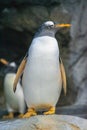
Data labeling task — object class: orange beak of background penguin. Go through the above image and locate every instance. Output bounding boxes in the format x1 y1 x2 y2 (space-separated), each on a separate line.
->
0 58 9 65
54 23 71 28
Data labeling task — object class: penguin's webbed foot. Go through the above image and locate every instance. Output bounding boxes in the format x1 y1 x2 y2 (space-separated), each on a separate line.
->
43 106 55 115
3 112 14 119
23 108 37 118
18 113 25 118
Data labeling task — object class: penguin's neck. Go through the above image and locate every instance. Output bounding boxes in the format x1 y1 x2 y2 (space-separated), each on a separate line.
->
34 29 55 38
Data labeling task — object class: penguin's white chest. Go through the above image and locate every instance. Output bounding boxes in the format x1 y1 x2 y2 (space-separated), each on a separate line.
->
4 73 26 113
22 36 62 109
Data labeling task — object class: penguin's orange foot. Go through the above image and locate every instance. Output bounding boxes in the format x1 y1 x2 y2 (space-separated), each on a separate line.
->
44 107 55 115
23 108 37 118
3 112 14 119
18 113 25 118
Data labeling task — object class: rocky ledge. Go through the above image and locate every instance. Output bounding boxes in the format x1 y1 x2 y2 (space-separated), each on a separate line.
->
0 115 87 130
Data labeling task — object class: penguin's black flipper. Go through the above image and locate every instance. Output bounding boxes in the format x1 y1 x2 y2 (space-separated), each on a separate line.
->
59 57 67 95
13 53 28 92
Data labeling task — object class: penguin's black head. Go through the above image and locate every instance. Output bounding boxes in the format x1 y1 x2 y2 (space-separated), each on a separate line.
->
0 59 18 78
5 62 17 74
35 21 58 37
42 21 56 30
0 61 17 76
35 21 71 38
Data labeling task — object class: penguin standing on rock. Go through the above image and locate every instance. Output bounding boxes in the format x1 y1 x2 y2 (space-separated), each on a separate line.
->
13 21 71 118
0 59 26 119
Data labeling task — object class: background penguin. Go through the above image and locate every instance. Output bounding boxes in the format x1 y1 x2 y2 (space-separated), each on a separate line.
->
13 21 71 118
0 58 26 119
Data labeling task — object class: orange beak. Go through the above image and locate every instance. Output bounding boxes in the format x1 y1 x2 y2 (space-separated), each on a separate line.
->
55 23 71 28
0 58 9 65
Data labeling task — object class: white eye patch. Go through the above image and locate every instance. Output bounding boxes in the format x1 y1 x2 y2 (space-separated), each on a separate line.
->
44 21 54 26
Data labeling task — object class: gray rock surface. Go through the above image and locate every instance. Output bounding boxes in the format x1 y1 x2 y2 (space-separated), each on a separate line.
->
0 115 87 130
68 0 87 105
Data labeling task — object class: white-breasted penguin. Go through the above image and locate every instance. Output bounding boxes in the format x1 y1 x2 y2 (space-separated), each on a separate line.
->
0 59 26 119
13 21 71 118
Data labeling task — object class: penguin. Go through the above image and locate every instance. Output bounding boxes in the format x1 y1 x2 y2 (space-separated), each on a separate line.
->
13 21 71 118
0 58 26 119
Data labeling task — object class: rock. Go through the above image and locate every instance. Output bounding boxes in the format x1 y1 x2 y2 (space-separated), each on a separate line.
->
0 6 71 32
0 0 60 6
56 105 87 119
0 6 49 32
68 0 87 105
60 0 81 14
60 0 87 105
50 6 71 23
0 115 87 130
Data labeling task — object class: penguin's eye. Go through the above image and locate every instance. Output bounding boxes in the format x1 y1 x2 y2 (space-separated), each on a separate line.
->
47 25 54 29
